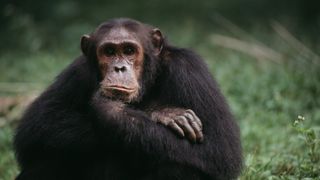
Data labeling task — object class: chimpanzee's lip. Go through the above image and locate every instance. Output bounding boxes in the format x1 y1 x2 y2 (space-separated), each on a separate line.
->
107 85 135 93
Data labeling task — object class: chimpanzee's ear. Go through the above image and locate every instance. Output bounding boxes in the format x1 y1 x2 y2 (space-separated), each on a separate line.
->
151 29 163 56
81 34 91 57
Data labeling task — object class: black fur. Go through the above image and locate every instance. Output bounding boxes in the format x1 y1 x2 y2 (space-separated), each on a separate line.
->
14 18 242 180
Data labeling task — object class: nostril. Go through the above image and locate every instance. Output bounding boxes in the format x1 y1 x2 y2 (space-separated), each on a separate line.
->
114 66 126 72
120 66 126 72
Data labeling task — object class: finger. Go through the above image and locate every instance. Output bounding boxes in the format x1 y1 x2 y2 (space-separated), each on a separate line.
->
184 113 204 143
195 129 204 143
168 121 185 138
186 109 202 129
175 116 197 143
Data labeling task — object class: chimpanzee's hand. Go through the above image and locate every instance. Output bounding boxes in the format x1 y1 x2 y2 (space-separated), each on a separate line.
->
151 108 203 143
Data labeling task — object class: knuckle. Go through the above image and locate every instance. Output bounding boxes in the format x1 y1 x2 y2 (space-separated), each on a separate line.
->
185 113 193 120
185 110 193 115
176 116 186 123
167 119 175 125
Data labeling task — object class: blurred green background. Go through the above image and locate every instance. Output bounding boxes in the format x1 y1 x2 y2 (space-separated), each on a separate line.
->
0 0 320 179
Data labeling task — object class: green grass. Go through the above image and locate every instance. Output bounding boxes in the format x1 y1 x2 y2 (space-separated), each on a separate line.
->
0 23 319 180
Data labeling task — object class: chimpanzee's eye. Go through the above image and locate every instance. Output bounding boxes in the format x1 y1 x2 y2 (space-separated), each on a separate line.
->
104 46 116 56
123 45 136 56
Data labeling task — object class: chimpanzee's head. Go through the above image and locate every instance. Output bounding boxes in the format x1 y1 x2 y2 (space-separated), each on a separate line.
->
81 18 164 103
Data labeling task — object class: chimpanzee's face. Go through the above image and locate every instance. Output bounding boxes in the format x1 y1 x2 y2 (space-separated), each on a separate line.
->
95 27 143 102
81 20 163 103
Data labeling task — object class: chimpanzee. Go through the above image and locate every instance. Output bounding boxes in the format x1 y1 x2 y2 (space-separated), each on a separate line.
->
14 18 242 180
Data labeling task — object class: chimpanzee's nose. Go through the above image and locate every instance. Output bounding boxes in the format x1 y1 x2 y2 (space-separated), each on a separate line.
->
114 65 127 73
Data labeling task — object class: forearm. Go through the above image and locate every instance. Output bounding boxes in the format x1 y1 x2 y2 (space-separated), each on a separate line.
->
91 98 202 163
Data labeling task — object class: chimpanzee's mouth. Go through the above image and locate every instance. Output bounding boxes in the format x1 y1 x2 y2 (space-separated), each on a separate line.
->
107 85 135 93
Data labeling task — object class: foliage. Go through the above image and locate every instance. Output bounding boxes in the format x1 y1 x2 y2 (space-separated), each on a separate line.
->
0 1 320 179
